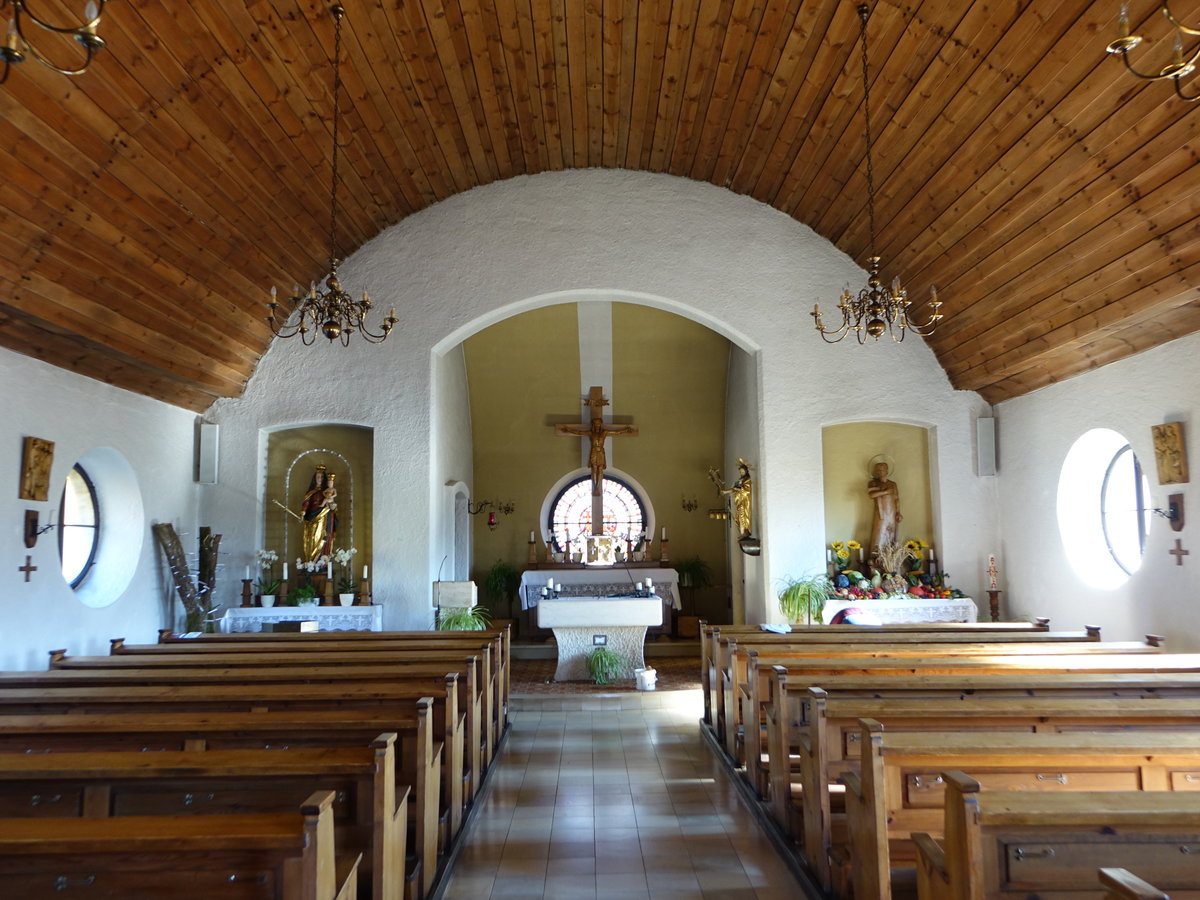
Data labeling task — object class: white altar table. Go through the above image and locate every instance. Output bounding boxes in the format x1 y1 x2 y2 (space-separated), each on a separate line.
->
520 567 681 612
537 595 663 682
821 596 978 625
220 605 383 633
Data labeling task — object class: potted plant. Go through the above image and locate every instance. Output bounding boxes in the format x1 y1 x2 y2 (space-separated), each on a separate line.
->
255 548 280 607
332 547 358 605
587 646 622 684
437 606 491 631
483 558 521 633
289 584 319 607
673 556 712 590
776 573 834 625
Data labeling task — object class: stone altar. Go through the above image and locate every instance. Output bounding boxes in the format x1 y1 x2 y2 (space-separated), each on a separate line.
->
537 595 663 682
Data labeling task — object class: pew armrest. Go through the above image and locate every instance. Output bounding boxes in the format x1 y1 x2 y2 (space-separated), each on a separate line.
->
1098 867 1170 900
913 832 944 878
840 770 861 800
334 852 363 900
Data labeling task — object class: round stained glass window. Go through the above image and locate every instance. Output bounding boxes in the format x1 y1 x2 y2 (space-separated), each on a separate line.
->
549 475 646 551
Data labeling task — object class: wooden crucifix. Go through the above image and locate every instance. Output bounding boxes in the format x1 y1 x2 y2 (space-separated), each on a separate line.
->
555 386 638 496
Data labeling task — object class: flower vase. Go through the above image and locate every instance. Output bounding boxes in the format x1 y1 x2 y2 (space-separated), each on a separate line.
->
260 595 276 608
338 593 355 607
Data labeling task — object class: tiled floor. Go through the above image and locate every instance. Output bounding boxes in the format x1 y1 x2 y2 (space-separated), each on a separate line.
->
441 690 802 900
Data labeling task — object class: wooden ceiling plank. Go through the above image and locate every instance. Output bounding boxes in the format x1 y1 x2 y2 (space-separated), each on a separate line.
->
600 0 627 168
729 1 848 201
614 0 640 165
863 3 1089 266
510 0 555 170
528 0 567 169
707 0 802 189
773 2 928 225
0 117 284 332
352 0 467 200
806 2 1003 247
485 0 548 171
623 0 670 169
934 139 1200 351
424 0 506 183
647 0 703 172
687 0 766 184
0 208 264 371
583 0 605 164
544 0 577 166
461 0 523 173
0 265 249 397
0 300 220 412
667 0 731 176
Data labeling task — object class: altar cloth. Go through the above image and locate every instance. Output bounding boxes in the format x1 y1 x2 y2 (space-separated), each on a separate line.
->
821 596 977 625
520 567 681 611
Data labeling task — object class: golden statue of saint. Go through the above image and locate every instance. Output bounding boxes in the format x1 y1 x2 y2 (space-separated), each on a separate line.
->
710 459 753 539
298 467 338 562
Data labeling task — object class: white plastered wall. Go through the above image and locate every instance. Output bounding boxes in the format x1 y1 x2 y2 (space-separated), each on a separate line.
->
202 169 996 627
996 331 1200 648
0 347 197 670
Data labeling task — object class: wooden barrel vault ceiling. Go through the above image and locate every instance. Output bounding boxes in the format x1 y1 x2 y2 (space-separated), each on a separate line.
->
1 1 1197 411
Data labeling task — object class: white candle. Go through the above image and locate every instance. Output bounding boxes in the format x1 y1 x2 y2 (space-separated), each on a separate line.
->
245 565 250 581
987 554 998 590
646 577 653 590
637 580 643 590
529 531 535 543
282 562 288 580
661 527 667 540
327 561 333 579
363 565 369 580
547 576 554 588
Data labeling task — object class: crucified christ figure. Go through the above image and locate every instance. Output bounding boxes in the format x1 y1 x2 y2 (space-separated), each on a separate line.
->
555 386 639 496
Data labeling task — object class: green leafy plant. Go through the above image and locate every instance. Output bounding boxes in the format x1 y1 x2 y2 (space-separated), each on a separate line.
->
437 606 491 631
337 576 356 593
483 558 521 617
255 578 280 596
288 584 318 606
673 556 713 589
587 646 623 685
776 573 834 625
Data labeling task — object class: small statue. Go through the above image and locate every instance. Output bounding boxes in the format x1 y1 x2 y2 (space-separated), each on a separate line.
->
867 460 901 564
709 458 754 540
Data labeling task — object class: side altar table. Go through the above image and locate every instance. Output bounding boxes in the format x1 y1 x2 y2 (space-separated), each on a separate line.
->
821 595 977 625
220 605 383 633
537 596 663 682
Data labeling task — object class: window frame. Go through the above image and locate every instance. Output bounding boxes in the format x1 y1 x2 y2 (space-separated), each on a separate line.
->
59 463 100 589
1100 443 1150 577
547 473 647 551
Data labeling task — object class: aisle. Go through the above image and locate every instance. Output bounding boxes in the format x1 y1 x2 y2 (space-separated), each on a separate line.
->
441 690 801 899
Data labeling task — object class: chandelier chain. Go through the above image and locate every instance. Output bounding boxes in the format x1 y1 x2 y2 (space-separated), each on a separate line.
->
329 4 343 264
858 3 877 259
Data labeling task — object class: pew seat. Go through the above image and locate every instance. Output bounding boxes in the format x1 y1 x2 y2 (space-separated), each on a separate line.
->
0 789 359 900
913 772 1200 899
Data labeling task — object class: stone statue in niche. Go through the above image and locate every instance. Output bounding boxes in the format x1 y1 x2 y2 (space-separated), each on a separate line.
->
1151 421 1188 485
867 457 902 564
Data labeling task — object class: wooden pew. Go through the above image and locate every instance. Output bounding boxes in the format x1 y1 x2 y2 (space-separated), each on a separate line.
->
0 706 442 899
844 723 1200 900
1100 868 1173 900
700 618 1057 730
0 735 407 900
156 626 511 733
913 772 1200 899
146 628 510 748
766 679 1200 884
48 648 489 794
0 665 470 849
728 639 1167 773
0 789 359 900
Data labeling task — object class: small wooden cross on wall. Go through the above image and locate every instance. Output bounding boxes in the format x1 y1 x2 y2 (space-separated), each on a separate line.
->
1169 539 1190 566
18 555 37 582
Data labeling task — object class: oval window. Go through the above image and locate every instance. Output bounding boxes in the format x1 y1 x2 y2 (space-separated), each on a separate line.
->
548 474 647 551
60 464 100 588
1057 429 1152 588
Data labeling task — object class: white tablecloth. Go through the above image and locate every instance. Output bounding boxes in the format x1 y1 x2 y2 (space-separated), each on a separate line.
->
220 605 384 633
821 596 977 625
520 567 681 611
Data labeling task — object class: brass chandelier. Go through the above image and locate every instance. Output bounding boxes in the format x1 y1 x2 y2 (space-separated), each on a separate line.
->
267 5 396 346
0 0 109 84
1107 3 1200 101
812 4 943 345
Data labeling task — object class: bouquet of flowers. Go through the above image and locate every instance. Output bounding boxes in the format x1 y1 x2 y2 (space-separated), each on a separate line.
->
829 540 864 585
332 546 358 593
254 548 280 595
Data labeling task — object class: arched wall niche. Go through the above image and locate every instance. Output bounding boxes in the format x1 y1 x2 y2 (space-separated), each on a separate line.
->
821 421 936 563
264 425 374 572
